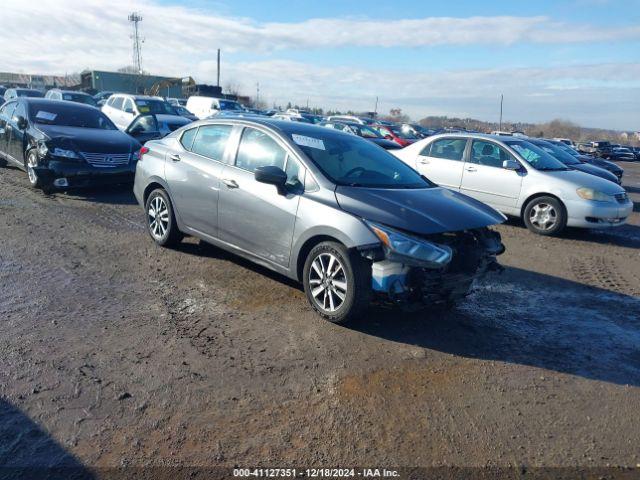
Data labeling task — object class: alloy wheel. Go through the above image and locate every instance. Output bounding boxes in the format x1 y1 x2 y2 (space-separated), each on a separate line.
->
27 153 38 185
529 203 557 231
148 195 169 240
308 252 348 313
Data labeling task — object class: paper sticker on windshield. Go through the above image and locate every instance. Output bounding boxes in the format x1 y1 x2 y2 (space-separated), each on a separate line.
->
35 111 57 121
138 106 150 113
292 134 325 150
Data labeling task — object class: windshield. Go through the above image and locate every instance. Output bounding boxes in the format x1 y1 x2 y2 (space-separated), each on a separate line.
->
18 90 43 98
390 127 417 140
352 125 382 138
29 103 117 130
289 131 432 189
504 140 570 171
135 99 177 115
219 100 243 111
62 93 97 106
533 142 581 165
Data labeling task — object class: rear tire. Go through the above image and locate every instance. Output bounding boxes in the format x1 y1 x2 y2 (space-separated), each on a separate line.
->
303 241 371 324
523 196 566 236
145 188 183 247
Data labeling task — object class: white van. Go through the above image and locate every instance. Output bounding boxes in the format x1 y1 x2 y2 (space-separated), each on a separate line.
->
185 96 244 119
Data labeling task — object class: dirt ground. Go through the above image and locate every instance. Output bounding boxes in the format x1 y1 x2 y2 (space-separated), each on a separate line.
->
1 159 639 477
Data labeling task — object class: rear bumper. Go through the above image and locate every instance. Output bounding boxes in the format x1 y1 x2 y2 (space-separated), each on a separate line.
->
35 160 137 188
566 198 633 228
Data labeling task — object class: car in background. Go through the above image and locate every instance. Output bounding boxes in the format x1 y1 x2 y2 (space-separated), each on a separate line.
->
0 86 6 98
326 115 376 125
186 96 245 119
553 138 575 147
134 118 505 323
45 89 98 107
402 123 435 139
167 98 187 107
320 120 401 150
627 146 640 160
173 105 198 122
93 91 114 107
607 147 636 161
546 139 624 182
0 98 149 189
373 124 419 147
102 94 191 135
393 133 632 235
271 113 312 123
3 88 43 101
527 138 620 184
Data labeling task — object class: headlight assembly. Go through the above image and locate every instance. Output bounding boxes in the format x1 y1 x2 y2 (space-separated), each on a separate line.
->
51 148 79 159
576 187 613 202
364 220 452 268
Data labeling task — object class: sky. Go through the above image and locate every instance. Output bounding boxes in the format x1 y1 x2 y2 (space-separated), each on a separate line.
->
2 0 639 130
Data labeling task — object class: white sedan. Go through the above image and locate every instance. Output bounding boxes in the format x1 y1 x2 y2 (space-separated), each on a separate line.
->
393 133 633 235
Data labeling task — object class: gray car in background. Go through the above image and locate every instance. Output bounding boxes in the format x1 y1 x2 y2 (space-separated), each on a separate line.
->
133 119 505 323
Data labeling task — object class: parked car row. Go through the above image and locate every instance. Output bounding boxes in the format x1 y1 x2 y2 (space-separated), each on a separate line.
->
0 92 635 322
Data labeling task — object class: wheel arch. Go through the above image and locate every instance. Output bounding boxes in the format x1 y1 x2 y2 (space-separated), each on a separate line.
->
520 192 567 219
295 234 345 282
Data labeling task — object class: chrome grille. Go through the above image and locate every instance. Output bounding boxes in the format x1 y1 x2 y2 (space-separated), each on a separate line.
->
81 152 130 168
615 192 628 204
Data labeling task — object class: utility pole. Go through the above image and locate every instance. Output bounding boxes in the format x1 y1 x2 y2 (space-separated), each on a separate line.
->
217 49 221 87
374 96 379 118
256 82 260 106
499 94 504 131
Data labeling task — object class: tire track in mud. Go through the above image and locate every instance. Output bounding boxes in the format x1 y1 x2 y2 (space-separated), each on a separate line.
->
570 256 640 297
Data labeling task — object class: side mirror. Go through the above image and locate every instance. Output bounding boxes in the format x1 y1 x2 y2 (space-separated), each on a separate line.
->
125 107 135 114
255 165 288 194
503 159 520 170
125 114 161 141
15 115 28 130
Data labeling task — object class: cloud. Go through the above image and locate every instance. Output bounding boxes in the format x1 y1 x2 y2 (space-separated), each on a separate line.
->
1 0 638 129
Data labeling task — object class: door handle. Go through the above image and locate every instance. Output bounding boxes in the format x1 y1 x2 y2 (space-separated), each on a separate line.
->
169 154 181 162
418 158 430 165
465 166 477 172
222 178 239 189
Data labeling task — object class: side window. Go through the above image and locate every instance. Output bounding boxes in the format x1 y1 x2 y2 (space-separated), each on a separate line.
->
429 138 467 161
112 97 124 110
378 127 392 137
13 103 26 121
470 140 512 168
0 102 17 119
284 156 305 191
123 98 134 113
235 128 287 173
419 143 432 156
180 127 198 151
191 124 232 161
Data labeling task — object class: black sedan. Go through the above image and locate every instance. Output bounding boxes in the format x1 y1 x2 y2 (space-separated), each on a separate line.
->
545 139 624 182
319 120 402 150
528 139 620 184
0 98 150 189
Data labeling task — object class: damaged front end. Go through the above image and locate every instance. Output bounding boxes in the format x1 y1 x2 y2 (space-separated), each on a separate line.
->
361 222 505 309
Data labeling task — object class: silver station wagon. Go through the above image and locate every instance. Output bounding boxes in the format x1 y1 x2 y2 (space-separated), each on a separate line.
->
133 119 506 323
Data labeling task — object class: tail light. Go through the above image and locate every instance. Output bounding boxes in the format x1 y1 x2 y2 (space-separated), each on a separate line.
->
136 146 150 161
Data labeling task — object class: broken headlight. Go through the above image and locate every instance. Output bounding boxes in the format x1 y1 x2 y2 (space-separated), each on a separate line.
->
364 220 452 268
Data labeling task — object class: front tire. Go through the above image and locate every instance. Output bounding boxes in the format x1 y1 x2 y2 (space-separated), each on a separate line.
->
145 188 183 247
25 150 46 189
523 196 566 236
303 241 371 324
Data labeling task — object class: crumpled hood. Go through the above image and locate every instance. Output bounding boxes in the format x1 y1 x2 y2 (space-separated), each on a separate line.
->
36 124 140 153
335 186 506 235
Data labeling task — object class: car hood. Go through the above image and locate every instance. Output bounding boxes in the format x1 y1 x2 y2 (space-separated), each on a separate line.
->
545 169 624 194
571 163 618 182
370 138 402 149
35 124 140 153
335 186 506 235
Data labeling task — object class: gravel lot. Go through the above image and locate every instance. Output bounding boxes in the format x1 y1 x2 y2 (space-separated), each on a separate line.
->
1 160 639 477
